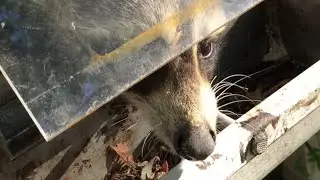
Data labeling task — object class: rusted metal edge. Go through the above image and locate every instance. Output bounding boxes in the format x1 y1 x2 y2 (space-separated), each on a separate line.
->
161 60 320 180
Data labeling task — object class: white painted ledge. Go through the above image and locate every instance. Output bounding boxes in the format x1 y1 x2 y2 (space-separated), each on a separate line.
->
162 60 320 180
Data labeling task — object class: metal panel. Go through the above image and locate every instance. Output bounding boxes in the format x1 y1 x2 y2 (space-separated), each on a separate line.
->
0 0 263 141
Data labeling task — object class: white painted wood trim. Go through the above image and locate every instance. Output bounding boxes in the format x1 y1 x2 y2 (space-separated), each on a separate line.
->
162 60 320 180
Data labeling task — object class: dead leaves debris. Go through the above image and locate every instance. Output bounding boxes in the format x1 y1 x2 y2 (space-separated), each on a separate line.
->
105 143 171 180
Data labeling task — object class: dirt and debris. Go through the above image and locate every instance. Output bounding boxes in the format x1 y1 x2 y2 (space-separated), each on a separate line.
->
101 99 180 180
105 134 180 180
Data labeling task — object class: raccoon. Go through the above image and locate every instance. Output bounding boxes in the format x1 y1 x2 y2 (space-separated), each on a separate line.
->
0 0 232 161
124 36 227 161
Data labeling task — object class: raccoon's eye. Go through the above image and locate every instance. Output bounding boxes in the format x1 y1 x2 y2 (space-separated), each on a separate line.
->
199 41 213 59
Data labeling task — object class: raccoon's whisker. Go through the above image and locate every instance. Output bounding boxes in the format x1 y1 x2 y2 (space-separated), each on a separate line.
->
210 76 218 86
109 117 129 127
147 138 160 154
215 64 278 87
136 134 158 158
212 82 248 94
116 122 137 136
125 123 137 131
217 92 250 114
216 81 247 89
218 99 261 109
142 132 152 158
214 65 278 96
215 77 251 98
109 112 130 121
213 82 248 94
142 140 160 161
147 136 158 150
234 91 242 111
219 110 243 117
217 92 254 103
106 122 138 143
212 82 232 92
213 75 250 93
212 74 249 89
104 127 123 139
110 113 129 120
161 150 167 162
71 8 80 19
154 122 163 128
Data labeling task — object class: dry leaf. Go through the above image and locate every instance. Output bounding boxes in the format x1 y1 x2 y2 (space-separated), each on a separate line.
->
141 156 160 180
110 142 134 164
155 172 166 179
162 161 169 173
137 161 149 167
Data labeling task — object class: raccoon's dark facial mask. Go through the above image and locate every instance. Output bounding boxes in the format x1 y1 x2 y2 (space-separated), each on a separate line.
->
123 35 222 161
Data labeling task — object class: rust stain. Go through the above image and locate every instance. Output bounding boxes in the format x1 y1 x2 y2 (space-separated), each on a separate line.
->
211 153 223 161
90 0 221 65
195 154 222 170
240 111 279 134
289 88 320 112
300 89 319 107
196 162 208 170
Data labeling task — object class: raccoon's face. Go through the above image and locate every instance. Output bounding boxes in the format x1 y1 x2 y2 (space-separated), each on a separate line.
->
124 35 221 161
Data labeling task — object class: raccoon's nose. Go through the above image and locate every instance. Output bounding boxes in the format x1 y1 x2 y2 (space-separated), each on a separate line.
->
175 126 216 161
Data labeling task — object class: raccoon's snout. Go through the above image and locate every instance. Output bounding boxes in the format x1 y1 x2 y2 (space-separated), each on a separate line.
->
175 125 216 161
